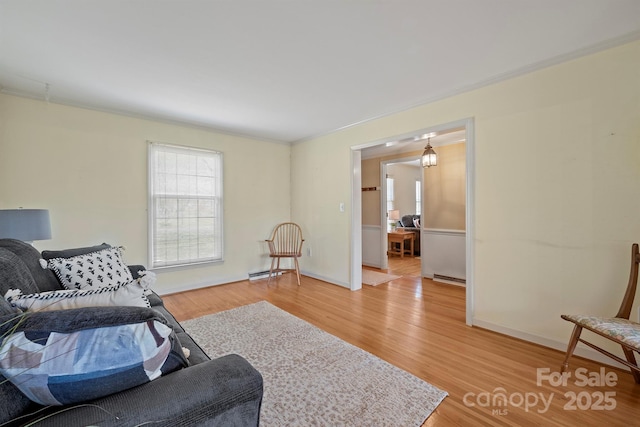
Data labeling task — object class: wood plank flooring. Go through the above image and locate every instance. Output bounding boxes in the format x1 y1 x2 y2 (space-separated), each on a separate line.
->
163 260 640 426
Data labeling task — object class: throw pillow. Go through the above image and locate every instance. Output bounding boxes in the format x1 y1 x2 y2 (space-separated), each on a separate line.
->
44 246 134 290
4 280 150 312
40 243 111 261
0 306 188 406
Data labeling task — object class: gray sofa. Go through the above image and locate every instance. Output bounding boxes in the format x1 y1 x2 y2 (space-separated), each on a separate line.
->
0 239 263 426
397 214 421 256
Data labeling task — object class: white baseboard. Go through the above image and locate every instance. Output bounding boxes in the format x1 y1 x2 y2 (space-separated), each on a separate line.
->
156 274 246 296
362 261 382 269
472 319 628 370
433 277 466 287
300 270 350 289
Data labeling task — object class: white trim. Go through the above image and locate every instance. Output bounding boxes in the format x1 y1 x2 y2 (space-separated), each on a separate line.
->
424 228 466 236
155 274 247 296
350 117 475 327
294 30 640 145
362 224 382 230
464 118 476 326
302 270 350 289
147 141 224 269
472 320 628 371
379 153 422 271
379 162 388 270
362 224 383 269
351 149 362 291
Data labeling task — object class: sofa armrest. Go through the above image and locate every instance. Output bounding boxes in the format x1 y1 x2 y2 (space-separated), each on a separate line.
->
14 354 263 427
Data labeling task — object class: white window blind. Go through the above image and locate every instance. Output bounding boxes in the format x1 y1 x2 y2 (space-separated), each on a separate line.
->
386 177 394 212
148 142 223 268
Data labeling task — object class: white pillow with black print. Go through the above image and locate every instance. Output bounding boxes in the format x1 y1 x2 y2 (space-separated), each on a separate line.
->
4 280 150 312
44 246 134 290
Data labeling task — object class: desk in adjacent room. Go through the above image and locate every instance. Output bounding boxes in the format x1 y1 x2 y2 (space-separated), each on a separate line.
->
387 230 414 258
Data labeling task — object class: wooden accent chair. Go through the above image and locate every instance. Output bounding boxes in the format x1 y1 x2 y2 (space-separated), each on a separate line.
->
266 222 304 286
561 243 640 383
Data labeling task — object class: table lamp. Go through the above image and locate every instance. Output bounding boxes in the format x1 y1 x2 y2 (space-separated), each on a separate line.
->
0 209 52 244
388 210 400 231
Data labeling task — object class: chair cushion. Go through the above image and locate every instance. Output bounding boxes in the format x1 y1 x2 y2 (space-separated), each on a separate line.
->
0 306 188 406
562 314 640 351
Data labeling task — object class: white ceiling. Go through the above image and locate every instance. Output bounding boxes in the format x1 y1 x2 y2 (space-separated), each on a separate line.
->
1 1 639 144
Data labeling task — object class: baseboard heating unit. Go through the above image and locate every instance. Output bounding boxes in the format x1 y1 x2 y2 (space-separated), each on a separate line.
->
433 274 466 285
248 270 282 281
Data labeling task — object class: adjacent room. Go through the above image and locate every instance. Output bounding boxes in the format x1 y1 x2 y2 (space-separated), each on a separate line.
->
1 1 640 426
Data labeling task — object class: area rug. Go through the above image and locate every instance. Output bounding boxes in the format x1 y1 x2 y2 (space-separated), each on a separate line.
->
362 269 401 286
182 301 447 426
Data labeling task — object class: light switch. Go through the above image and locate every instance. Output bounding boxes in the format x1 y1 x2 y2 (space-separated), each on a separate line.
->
339 202 345 212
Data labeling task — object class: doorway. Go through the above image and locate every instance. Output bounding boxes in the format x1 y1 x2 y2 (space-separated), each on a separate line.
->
351 118 475 326
381 156 423 277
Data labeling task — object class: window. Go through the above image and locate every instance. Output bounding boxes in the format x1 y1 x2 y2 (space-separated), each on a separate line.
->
148 142 223 268
386 176 394 212
415 180 421 215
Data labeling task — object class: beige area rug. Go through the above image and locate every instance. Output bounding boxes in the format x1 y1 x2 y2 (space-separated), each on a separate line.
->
182 301 447 426
362 269 401 286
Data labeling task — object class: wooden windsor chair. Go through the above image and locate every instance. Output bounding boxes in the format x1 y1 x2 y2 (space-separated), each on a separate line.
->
265 222 304 286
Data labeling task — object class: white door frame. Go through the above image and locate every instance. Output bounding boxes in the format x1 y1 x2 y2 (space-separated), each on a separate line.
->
379 155 423 272
351 117 475 326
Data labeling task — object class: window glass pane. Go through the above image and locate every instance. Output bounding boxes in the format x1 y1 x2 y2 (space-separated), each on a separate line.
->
150 143 223 267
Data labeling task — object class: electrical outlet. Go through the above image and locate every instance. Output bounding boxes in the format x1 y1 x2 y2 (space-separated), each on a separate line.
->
307 247 312 257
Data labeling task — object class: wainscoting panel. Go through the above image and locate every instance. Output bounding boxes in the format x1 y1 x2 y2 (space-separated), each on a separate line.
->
362 225 382 268
423 229 466 283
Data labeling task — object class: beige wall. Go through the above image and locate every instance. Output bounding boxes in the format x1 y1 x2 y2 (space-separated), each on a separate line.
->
292 40 640 354
361 147 465 230
361 157 381 226
0 94 291 294
424 142 466 230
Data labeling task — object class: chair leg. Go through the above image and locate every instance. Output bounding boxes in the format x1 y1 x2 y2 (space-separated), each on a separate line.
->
294 257 301 286
562 325 583 373
621 347 640 384
267 258 276 283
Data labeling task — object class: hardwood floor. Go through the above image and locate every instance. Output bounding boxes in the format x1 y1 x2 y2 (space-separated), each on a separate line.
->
163 266 640 426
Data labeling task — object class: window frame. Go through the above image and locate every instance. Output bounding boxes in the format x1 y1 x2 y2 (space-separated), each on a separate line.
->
386 176 394 213
415 179 422 215
147 141 224 269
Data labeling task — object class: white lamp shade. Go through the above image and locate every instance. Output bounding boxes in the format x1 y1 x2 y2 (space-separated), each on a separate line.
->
388 210 400 221
0 209 52 242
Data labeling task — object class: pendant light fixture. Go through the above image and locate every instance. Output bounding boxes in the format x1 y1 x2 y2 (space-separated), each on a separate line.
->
421 137 437 168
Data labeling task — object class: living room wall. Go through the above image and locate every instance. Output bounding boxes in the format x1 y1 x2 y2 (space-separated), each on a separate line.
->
0 94 291 294
424 142 466 230
291 40 640 357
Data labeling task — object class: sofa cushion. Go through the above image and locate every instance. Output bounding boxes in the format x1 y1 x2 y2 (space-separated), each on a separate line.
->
0 297 19 316
5 280 151 312
0 239 61 292
45 246 134 290
0 248 40 297
0 373 34 424
0 306 188 406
